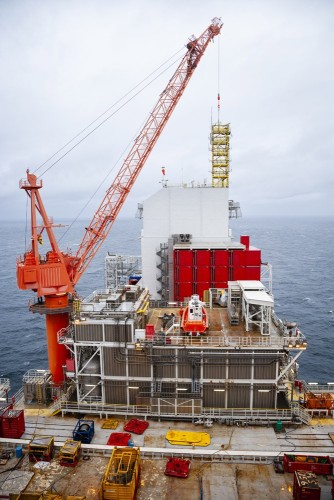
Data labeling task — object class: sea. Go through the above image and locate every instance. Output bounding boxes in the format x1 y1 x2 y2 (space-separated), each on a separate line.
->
0 216 333 395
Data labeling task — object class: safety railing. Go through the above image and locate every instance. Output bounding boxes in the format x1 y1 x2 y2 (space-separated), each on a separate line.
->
144 334 307 350
290 402 312 424
58 400 303 423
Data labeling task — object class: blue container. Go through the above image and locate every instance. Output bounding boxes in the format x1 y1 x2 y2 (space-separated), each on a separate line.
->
15 445 23 458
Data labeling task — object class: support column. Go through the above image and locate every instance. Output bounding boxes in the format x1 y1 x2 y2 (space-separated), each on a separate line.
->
45 295 70 384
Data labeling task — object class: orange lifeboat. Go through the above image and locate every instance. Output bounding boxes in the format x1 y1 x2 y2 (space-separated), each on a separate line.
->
181 294 208 334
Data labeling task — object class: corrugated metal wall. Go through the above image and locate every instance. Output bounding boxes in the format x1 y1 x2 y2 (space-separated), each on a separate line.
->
203 384 226 407
203 358 227 379
74 323 132 342
253 386 275 408
104 380 127 404
178 361 193 378
103 347 126 376
129 387 139 405
75 324 103 342
105 323 132 342
228 356 252 379
97 344 279 410
227 384 250 408
154 349 176 378
161 382 176 394
128 351 151 377
204 384 253 409
253 356 277 379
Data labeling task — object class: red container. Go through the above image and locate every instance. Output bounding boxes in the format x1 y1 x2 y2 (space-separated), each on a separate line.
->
1 409 25 438
124 418 149 435
175 249 193 266
284 454 333 475
212 249 229 266
293 471 321 499
194 250 211 266
145 324 155 339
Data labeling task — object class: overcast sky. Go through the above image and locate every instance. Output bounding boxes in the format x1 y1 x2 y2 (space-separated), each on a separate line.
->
1 0 334 223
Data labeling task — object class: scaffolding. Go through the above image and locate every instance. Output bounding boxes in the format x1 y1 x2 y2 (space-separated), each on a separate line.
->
105 254 142 290
211 123 231 188
23 370 52 405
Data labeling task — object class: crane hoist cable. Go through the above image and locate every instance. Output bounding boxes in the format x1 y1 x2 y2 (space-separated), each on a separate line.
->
58 136 133 244
37 54 184 180
24 50 184 247
33 48 184 178
57 54 185 244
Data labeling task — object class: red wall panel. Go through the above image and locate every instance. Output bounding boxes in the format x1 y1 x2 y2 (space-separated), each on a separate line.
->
195 283 209 300
232 250 245 266
178 282 193 300
244 266 261 280
213 250 229 266
195 250 211 266
233 267 246 280
244 249 261 266
214 281 228 289
176 250 193 266
196 266 211 282
214 266 228 282
176 266 193 282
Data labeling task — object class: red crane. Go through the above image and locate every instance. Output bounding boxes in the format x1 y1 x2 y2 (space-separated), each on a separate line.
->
17 18 223 383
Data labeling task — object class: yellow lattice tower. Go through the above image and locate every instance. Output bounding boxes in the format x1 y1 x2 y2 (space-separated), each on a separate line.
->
73 298 81 315
211 123 231 187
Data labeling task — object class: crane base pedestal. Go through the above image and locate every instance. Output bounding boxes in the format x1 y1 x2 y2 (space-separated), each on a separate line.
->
44 295 71 384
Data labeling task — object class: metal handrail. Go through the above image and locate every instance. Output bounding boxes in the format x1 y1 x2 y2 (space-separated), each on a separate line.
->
58 400 301 423
290 402 311 424
147 334 307 349
12 387 24 408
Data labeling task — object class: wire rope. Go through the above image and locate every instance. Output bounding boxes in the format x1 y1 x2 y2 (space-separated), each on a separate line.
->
34 48 184 178
56 53 184 243
37 54 183 182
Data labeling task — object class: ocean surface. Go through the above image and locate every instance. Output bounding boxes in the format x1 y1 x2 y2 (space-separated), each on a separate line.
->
0 216 333 394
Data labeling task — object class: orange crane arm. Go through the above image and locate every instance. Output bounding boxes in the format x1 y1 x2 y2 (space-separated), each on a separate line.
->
70 17 222 284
